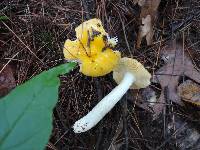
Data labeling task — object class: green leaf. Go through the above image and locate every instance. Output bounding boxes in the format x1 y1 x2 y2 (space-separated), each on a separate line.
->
0 16 9 21
0 62 76 150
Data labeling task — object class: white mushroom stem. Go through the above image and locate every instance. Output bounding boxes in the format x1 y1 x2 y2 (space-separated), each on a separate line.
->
73 72 136 133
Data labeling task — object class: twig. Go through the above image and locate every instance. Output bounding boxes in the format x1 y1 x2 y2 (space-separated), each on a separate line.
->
94 78 104 150
81 0 90 20
54 127 72 145
121 94 129 149
0 51 20 74
118 10 133 57
155 122 187 150
2 22 44 65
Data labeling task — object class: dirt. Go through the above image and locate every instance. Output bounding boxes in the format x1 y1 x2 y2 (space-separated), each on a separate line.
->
0 0 200 150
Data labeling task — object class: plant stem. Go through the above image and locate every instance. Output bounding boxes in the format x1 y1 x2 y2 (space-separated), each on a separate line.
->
73 72 135 133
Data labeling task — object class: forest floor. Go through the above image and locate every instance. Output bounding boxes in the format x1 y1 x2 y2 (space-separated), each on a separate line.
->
0 0 200 150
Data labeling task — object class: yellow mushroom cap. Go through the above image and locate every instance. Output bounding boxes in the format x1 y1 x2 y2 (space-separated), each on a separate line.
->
63 39 84 60
113 57 151 89
75 18 107 43
63 18 121 77
80 50 120 77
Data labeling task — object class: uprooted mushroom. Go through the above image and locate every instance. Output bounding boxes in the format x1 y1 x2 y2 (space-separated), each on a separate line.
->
63 18 151 133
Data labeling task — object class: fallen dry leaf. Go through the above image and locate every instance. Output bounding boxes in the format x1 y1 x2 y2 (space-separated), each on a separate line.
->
152 41 200 118
141 87 157 106
127 87 155 113
0 64 16 97
133 0 146 6
136 0 160 48
178 80 200 106
168 117 200 149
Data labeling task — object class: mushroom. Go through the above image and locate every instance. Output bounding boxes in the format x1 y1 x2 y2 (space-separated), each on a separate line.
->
63 18 151 133
73 57 151 133
63 18 120 77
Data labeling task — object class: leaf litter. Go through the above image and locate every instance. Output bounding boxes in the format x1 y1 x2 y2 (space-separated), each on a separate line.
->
178 80 200 106
152 40 200 118
136 0 161 48
0 64 16 98
1 0 200 149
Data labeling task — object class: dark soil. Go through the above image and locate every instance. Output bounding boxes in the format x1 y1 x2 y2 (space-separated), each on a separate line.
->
1 0 200 150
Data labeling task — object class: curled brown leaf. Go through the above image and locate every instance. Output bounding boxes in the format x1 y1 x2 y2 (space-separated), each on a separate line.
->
136 0 160 48
178 80 200 106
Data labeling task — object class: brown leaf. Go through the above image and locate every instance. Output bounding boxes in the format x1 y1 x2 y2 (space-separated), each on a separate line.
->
168 117 200 149
152 41 200 118
0 64 16 98
141 87 157 107
133 0 146 6
136 0 160 48
127 88 155 113
178 80 200 106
